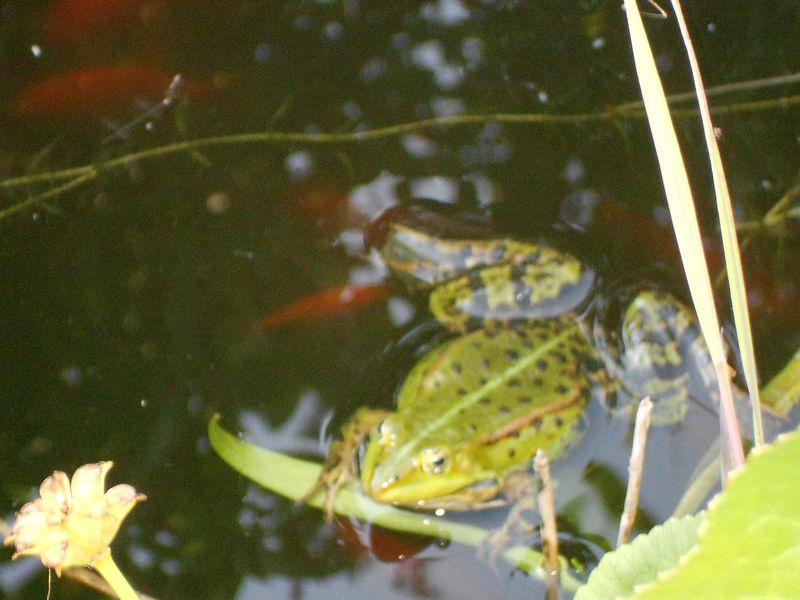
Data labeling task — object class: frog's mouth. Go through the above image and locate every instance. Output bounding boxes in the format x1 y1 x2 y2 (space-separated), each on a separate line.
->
366 469 481 507
362 454 502 509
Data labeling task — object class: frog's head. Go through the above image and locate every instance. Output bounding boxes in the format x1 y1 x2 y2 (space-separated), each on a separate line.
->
364 204 493 288
359 415 496 508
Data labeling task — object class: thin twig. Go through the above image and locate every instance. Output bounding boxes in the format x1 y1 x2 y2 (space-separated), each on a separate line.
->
617 397 653 548
534 449 559 600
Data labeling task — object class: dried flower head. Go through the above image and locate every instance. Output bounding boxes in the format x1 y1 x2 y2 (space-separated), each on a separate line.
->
4 462 145 575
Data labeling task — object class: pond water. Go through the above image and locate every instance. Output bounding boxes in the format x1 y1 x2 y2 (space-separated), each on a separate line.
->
1 1 799 598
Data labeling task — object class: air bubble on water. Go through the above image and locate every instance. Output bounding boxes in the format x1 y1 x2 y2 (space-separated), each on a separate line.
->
284 150 315 180
254 42 271 64
323 21 344 41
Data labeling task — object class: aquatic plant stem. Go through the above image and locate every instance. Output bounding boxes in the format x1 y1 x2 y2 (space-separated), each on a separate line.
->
3 86 800 193
90 550 139 600
0 171 96 220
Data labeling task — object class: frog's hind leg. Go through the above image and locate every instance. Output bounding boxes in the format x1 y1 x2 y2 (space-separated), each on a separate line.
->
477 470 539 569
298 408 387 521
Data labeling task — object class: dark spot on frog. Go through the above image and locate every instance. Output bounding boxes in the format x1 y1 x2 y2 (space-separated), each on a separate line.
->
451 362 463 375
536 359 548 372
507 378 521 387
551 351 568 364
469 423 478 431
505 348 520 361
555 384 569 394
480 397 491 405
481 357 491 370
555 416 563 427
498 405 511 415
532 377 543 386
507 448 516 458
479 377 488 386
468 270 485 290
533 418 542 431
457 387 468 396
517 396 532 404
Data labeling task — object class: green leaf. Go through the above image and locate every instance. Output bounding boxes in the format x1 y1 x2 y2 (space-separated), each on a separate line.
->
576 428 800 599
574 514 704 600
633 428 800 598
207 415 584 591
761 348 800 418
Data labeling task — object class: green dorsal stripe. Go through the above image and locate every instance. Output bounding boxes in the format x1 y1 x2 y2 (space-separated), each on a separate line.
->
389 326 577 468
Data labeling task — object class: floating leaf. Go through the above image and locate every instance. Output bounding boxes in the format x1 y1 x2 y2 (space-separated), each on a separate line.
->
574 514 703 600
576 428 800 599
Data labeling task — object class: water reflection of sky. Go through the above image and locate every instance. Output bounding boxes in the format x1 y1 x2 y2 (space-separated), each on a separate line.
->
2 1 799 598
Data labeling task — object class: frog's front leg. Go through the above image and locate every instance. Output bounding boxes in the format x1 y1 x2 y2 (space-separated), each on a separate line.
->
299 408 387 521
478 470 539 567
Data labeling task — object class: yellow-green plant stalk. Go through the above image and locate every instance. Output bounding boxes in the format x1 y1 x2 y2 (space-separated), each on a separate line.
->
670 0 764 447
4 462 144 600
622 0 745 475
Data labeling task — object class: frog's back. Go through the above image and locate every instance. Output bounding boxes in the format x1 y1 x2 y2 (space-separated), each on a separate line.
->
393 319 594 474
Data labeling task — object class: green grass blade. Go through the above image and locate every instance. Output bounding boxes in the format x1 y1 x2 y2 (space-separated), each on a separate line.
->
622 0 744 473
670 1 763 447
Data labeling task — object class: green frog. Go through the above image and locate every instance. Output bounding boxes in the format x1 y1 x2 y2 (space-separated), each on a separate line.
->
304 206 715 541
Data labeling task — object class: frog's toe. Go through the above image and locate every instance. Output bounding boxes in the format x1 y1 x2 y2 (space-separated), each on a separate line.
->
477 528 512 574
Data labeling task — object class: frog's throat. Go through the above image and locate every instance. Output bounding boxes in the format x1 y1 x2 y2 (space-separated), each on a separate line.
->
367 325 582 493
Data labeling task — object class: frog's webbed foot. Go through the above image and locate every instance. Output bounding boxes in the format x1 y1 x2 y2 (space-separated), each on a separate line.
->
477 471 539 571
298 408 387 521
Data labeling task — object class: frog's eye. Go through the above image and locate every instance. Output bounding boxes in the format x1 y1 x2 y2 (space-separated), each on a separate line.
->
421 447 450 475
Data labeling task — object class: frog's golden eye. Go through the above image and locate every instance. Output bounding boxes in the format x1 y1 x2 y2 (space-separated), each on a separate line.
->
421 447 450 475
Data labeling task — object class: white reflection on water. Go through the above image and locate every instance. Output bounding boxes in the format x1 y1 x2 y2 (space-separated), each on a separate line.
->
238 390 326 455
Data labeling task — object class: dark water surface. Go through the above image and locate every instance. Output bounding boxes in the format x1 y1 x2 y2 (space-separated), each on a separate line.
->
1 2 799 598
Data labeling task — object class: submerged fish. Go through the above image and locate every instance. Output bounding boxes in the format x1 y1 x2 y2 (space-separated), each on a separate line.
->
257 284 388 331
9 63 212 121
42 0 165 45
